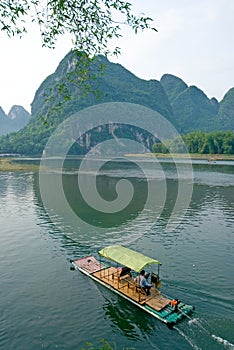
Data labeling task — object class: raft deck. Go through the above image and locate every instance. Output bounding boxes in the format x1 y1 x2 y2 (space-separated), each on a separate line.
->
73 255 194 326
74 256 171 311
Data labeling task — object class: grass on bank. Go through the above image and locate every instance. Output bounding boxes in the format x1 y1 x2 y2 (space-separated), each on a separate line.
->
0 153 234 172
0 158 39 172
125 153 234 160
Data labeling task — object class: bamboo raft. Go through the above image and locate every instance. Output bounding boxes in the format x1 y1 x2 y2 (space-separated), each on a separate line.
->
72 248 194 327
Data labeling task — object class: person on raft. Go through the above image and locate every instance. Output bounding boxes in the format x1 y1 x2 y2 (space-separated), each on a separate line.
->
170 299 180 311
135 270 152 296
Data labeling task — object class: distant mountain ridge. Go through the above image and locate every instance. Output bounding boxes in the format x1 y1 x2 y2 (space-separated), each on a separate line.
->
160 73 233 132
0 105 30 135
0 51 233 155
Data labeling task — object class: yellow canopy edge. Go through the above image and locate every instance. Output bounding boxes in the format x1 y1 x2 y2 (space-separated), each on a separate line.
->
99 245 161 273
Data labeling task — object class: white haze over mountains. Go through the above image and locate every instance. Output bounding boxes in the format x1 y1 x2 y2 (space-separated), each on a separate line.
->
0 0 234 113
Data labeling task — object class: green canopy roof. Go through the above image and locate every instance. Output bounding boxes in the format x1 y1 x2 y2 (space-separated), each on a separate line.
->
99 245 161 272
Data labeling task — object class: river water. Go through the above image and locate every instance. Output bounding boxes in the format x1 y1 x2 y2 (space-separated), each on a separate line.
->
0 158 233 350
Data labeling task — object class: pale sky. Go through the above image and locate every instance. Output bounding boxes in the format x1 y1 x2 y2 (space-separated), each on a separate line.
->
0 0 234 114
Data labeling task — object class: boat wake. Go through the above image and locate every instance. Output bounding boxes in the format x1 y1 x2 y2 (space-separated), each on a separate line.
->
176 317 234 350
188 318 210 333
211 335 234 349
174 326 201 350
188 318 200 326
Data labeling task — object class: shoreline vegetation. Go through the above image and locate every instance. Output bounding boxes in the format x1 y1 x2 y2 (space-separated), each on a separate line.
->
126 153 234 160
0 153 234 172
0 158 39 172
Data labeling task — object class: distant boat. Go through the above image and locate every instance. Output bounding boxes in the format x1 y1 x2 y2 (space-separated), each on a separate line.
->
71 245 194 328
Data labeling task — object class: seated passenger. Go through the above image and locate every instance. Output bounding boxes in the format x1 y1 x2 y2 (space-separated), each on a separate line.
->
135 274 141 285
136 270 152 296
144 272 150 280
151 273 159 287
170 299 180 311
119 266 132 277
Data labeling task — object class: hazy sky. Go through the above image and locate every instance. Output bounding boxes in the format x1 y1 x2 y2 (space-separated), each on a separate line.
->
1 0 233 113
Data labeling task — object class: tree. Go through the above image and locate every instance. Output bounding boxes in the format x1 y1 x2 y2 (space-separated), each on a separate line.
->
1 1 157 123
1 0 156 56
162 131 234 155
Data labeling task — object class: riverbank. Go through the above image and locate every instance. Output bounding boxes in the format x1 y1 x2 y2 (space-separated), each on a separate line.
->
1 153 234 172
0 158 39 172
125 153 234 160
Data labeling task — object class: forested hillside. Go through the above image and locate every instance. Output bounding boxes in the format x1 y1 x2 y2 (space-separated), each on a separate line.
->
0 51 233 155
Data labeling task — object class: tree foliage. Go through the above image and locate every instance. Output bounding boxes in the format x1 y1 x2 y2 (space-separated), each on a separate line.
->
153 131 234 155
0 0 156 56
1 1 157 124
82 338 134 350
